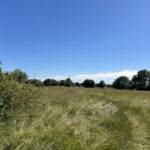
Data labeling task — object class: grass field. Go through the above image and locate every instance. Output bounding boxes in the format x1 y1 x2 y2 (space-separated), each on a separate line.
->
1 87 150 150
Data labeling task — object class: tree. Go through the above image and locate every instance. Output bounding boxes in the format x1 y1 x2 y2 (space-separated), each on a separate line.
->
132 70 150 90
43 78 58 86
28 79 44 87
51 79 58 86
9 69 28 83
75 82 81 87
59 80 66 86
107 84 112 88
98 80 106 88
146 83 150 90
65 78 73 87
82 79 95 88
112 76 130 89
43 79 52 86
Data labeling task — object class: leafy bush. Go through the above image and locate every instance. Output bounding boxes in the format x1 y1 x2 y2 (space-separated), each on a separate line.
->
0 81 13 120
43 79 58 86
0 80 38 122
75 82 81 87
112 76 130 89
98 80 106 88
28 79 44 87
82 79 95 88
65 78 73 87
59 80 66 86
7 69 28 83
132 70 150 90
43 79 52 86
0 93 11 120
51 79 59 86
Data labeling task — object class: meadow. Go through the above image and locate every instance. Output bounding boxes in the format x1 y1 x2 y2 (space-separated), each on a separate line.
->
1 86 150 150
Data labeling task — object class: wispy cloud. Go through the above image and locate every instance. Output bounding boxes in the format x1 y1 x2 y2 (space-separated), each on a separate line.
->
48 70 137 83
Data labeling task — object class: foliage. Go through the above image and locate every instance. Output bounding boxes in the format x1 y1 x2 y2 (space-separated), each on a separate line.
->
43 78 52 86
0 80 37 122
28 79 44 87
43 79 58 86
7 69 28 83
0 81 12 120
65 78 73 87
51 79 59 86
112 76 130 89
107 84 112 88
98 80 106 88
82 79 95 88
75 82 81 87
132 69 150 90
59 80 66 86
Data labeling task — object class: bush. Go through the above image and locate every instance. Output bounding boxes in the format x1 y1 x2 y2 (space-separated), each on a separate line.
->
59 80 66 86
98 80 106 88
65 78 73 87
0 81 13 120
43 79 58 86
51 79 58 86
28 79 44 87
43 79 52 86
0 93 11 120
132 70 150 90
75 82 81 87
0 80 38 121
112 76 130 89
82 79 95 88
8 69 28 83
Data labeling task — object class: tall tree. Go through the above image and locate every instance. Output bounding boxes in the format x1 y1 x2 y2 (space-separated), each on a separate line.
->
132 70 150 90
112 76 130 89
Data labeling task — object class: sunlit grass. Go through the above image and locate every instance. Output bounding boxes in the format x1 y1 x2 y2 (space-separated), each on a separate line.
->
1 87 150 150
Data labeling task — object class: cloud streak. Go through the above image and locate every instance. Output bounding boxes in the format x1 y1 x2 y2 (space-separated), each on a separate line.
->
49 70 137 83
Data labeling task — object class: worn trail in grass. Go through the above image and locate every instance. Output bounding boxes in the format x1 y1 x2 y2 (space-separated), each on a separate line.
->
91 89 150 150
1 87 150 150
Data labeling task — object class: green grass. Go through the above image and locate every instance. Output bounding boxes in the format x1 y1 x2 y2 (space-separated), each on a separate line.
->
1 87 150 150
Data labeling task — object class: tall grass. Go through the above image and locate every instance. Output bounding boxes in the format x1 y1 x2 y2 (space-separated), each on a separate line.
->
0 86 150 150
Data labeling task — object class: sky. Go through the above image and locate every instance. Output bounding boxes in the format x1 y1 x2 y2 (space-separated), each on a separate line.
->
0 0 150 83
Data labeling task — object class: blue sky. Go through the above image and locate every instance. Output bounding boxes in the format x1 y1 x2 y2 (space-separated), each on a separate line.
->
0 0 150 82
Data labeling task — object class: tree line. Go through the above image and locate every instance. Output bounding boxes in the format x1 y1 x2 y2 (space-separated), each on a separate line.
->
112 70 150 90
0 64 150 90
0 68 107 88
41 70 150 90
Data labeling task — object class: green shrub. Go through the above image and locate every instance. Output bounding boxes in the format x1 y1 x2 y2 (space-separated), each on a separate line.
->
82 79 95 88
28 79 44 87
0 93 11 120
112 76 130 89
0 80 38 121
98 80 106 88
0 81 13 120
